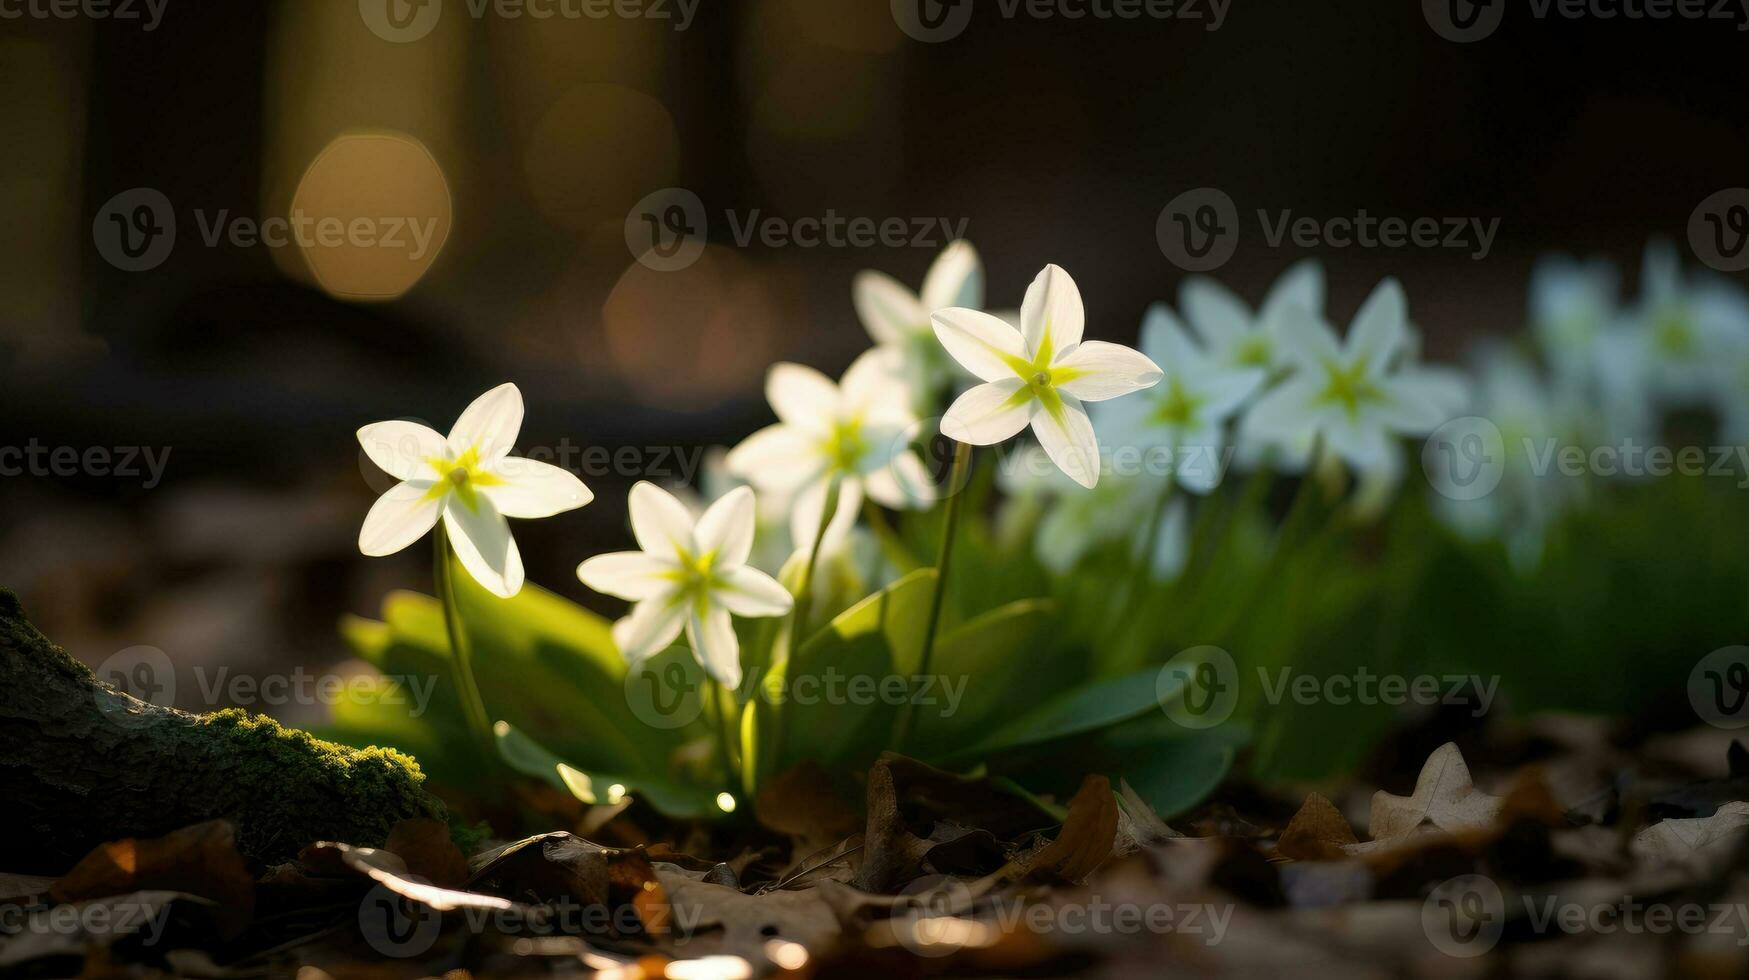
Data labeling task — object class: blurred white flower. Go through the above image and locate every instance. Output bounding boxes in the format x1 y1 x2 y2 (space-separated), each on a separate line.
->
725 348 932 552
577 483 792 687
1179 259 1324 376
854 240 984 408
357 382 592 598
1622 241 1749 405
932 264 1163 488
999 446 1189 580
1433 345 1586 571
1098 304 1265 494
1242 278 1468 474
1529 254 1616 388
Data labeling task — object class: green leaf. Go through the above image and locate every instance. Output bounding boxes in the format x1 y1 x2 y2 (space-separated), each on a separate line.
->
943 667 1169 763
495 721 721 819
907 598 1067 759
768 568 937 774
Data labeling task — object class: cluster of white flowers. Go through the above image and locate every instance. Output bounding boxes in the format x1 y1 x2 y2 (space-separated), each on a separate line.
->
1434 241 1749 569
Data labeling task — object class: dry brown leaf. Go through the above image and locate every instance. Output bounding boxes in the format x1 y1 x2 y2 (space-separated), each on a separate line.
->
1366 742 1502 840
757 761 862 871
1025 775 1117 883
1277 793 1358 861
654 865 840 962
384 818 469 890
50 820 254 936
1630 801 1749 872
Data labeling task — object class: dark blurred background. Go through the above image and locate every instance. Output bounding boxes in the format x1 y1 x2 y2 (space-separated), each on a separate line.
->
2 0 1746 718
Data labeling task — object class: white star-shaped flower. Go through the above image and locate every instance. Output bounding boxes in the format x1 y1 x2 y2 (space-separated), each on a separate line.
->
725 348 933 550
577 483 792 688
931 264 1163 488
854 240 984 405
1098 304 1266 494
357 382 593 598
1179 259 1323 376
1242 279 1467 473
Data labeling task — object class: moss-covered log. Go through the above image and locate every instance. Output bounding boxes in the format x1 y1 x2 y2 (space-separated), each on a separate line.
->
0 589 447 873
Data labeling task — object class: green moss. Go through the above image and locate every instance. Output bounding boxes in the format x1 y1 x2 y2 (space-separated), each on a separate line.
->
192 709 449 863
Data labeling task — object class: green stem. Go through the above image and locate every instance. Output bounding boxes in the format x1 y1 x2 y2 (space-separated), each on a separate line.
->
863 499 922 572
712 681 739 794
433 526 495 759
894 440 972 753
762 476 842 779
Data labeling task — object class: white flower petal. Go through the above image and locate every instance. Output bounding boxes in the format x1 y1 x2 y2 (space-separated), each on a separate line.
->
613 593 687 666
839 346 913 425
724 424 824 492
713 565 794 617
448 382 524 460
1030 394 1100 489
1180 276 1251 348
1376 367 1469 434
695 485 756 568
932 308 1028 383
853 270 926 347
578 551 680 602
1259 259 1325 330
686 606 741 688
443 497 523 598
1348 278 1409 371
1275 307 1343 369
1140 304 1203 371
1055 341 1164 402
480 457 592 518
628 481 697 561
1193 367 1268 421
1020 264 1085 358
359 481 443 556
941 379 1033 445
1324 414 1395 470
1242 375 1323 444
789 477 862 555
863 450 935 508
920 239 984 312
767 363 841 435
358 421 448 482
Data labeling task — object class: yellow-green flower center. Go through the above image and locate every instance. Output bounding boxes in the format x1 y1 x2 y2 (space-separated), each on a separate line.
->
1654 310 1695 357
1317 359 1383 418
1234 336 1271 367
424 447 502 511
822 419 869 473
1152 378 1201 427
